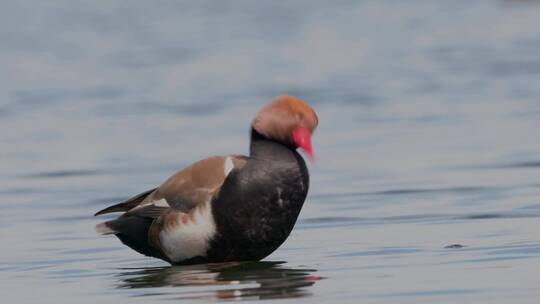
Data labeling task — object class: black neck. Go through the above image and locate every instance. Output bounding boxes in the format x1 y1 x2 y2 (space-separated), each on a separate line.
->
250 128 296 161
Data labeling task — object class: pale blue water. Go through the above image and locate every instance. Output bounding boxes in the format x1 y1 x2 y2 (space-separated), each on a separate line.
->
1 1 540 303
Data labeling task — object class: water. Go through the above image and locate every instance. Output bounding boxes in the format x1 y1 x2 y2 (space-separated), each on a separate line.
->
1 0 540 303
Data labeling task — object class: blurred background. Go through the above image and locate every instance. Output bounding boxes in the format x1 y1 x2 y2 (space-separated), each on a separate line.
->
1 1 540 303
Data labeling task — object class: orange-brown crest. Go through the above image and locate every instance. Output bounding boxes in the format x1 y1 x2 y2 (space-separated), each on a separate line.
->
252 95 318 145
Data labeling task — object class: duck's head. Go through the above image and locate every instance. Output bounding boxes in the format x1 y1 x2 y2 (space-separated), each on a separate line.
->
252 95 318 161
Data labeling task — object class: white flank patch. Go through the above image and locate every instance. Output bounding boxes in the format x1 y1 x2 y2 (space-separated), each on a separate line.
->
159 202 216 262
224 156 234 176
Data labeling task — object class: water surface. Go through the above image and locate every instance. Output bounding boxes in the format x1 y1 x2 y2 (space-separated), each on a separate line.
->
1 1 540 303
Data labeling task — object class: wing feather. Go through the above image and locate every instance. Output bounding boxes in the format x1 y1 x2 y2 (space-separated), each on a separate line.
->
94 188 157 216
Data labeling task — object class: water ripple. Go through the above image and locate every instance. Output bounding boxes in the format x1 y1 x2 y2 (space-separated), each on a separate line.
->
299 211 540 228
311 186 492 199
23 169 105 179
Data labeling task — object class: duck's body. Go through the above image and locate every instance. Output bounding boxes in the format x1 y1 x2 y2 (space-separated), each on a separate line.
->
95 96 317 265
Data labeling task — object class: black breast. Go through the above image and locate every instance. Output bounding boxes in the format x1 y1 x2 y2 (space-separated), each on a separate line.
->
208 130 309 262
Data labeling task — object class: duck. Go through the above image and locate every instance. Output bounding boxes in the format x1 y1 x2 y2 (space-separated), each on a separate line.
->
94 95 318 265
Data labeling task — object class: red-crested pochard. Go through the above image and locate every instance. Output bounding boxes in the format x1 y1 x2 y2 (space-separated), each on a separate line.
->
95 95 318 264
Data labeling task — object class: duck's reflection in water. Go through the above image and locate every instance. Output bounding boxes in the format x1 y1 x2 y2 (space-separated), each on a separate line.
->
115 261 321 300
